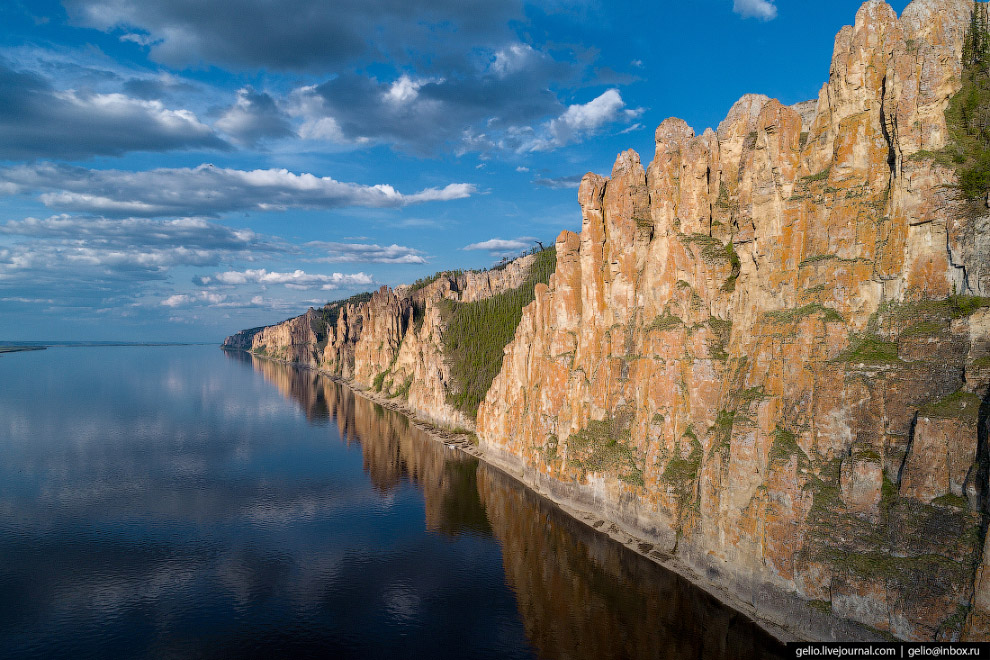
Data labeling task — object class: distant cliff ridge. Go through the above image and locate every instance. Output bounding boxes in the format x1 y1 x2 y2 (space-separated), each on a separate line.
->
221 326 265 351
225 0 990 642
230 252 552 430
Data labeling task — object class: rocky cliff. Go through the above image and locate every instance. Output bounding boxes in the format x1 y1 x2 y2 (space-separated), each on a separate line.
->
221 326 264 350
224 0 990 641
237 253 547 430
476 0 990 642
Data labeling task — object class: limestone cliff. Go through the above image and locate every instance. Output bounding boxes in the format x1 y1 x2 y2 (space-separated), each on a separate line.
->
220 326 264 350
477 0 990 642
234 253 547 430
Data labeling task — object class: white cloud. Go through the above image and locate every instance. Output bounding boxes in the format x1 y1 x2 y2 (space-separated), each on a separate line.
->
0 163 476 217
462 237 534 252
0 215 280 252
306 242 427 264
0 296 56 304
284 57 573 155
162 294 192 307
216 87 294 147
557 88 626 132
0 62 227 159
383 75 440 104
491 44 538 77
195 268 373 290
0 214 298 320
0 242 222 276
162 291 228 307
517 89 643 152
733 0 777 20
119 32 158 46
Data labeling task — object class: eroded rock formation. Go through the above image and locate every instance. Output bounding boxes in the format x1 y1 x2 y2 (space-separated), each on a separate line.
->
225 0 990 641
240 254 541 430
476 0 990 642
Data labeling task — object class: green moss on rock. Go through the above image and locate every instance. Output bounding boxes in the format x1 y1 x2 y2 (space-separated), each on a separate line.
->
837 335 900 365
763 303 844 325
567 410 643 487
918 389 982 424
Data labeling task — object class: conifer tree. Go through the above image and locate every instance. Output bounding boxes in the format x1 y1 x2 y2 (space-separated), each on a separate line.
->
946 2 990 198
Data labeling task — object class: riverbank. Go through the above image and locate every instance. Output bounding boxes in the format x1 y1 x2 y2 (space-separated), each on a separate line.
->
231 348 812 644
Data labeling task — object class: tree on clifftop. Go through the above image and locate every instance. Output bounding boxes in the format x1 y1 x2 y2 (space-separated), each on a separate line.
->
946 1 990 198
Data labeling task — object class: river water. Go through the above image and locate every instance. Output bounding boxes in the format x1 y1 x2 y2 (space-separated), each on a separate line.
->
0 345 786 659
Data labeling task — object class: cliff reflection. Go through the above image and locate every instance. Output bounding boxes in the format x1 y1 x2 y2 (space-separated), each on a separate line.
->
244 353 332 423
245 355 786 659
245 354 491 538
477 464 787 660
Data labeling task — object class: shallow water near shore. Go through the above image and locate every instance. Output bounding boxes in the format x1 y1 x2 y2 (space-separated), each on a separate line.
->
0 345 786 659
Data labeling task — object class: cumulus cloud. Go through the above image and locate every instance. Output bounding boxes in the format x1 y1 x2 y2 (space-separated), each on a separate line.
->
161 294 193 307
305 242 427 264
289 71 640 156
733 0 777 20
162 291 229 307
0 63 227 160
194 268 372 290
216 87 295 147
532 174 584 189
17 2 638 159
0 214 291 321
0 212 395 327
0 215 282 252
0 241 224 297
0 163 476 217
491 43 539 77
63 0 522 72
518 89 642 152
287 46 574 154
462 237 534 252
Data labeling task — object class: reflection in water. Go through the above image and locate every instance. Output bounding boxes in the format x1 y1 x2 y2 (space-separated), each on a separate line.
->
478 465 787 660
238 352 492 538
244 353 786 660
3 346 532 660
244 353 333 423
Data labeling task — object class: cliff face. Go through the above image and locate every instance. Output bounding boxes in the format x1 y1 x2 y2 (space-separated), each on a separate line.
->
251 308 323 365
222 0 990 641
477 0 990 642
221 326 264 350
238 254 542 430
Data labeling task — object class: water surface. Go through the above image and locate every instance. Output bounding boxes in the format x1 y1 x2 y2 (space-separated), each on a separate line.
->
0 345 786 659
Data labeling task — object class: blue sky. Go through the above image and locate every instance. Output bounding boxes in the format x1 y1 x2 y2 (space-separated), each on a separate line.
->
0 0 911 342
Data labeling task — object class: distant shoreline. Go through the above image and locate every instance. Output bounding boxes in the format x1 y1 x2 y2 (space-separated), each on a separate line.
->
0 346 47 354
0 341 214 349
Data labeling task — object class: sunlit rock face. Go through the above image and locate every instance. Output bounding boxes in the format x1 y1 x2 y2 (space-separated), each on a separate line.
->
242 256 540 431
251 308 323 367
477 0 990 642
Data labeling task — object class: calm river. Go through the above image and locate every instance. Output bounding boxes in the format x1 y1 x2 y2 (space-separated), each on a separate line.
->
0 345 786 659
